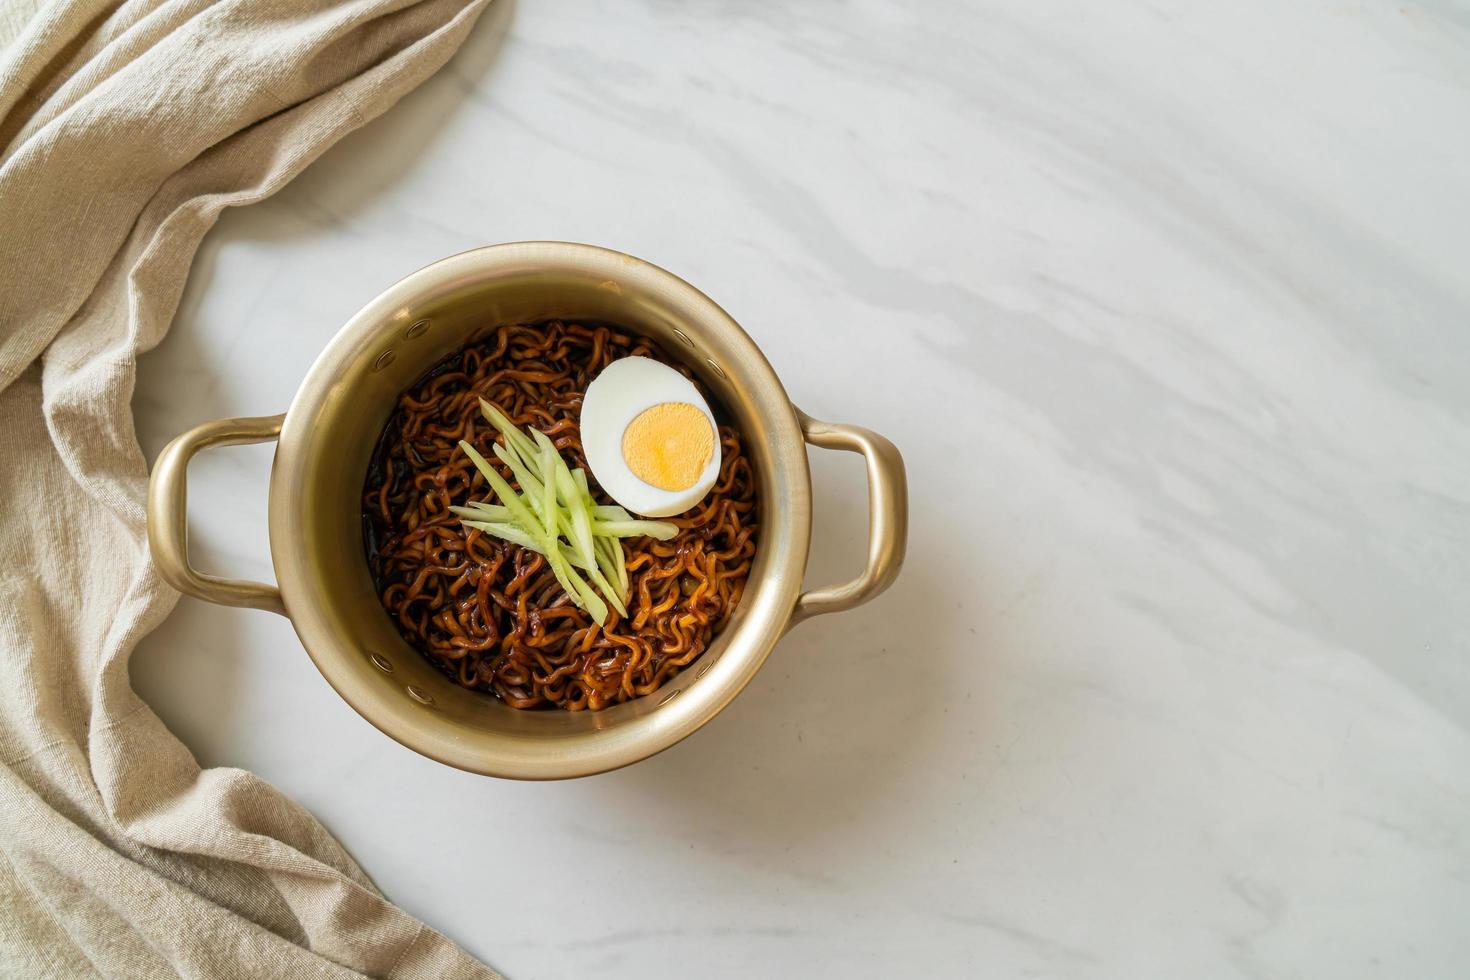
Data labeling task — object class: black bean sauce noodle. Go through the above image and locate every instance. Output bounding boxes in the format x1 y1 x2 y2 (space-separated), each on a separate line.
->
362 321 759 710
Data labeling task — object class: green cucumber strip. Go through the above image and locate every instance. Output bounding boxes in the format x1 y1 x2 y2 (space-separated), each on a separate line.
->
545 548 595 618
560 545 592 572
604 535 629 597
573 470 626 617
478 399 537 462
460 521 592 572
529 430 577 507
592 519 679 540
537 438 557 538
461 520 544 554
590 569 626 618
532 428 598 569
492 441 548 522
449 502 510 521
459 441 540 532
567 491 597 567
594 535 628 602
547 544 607 624
552 463 596 563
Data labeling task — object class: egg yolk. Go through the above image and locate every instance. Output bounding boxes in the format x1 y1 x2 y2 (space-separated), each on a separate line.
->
621 402 714 491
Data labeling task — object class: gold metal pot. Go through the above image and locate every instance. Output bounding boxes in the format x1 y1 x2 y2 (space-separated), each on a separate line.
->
147 242 907 779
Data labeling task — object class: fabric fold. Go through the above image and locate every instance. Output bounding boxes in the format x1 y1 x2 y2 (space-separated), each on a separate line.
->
0 1 501 976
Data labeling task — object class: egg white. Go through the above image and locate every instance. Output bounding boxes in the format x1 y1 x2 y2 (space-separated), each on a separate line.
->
580 356 722 518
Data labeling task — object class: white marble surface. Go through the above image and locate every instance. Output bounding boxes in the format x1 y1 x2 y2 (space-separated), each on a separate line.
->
130 1 1470 976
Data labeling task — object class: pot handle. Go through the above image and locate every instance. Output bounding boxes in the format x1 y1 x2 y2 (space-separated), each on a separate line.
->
789 408 908 628
147 414 288 616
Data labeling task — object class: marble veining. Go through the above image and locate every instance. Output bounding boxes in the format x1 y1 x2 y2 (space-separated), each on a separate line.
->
131 0 1470 976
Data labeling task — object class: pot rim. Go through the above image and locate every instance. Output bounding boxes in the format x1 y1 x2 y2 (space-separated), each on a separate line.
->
267 242 811 778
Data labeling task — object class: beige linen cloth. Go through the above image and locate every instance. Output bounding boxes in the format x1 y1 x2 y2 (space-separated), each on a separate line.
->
0 1 503 976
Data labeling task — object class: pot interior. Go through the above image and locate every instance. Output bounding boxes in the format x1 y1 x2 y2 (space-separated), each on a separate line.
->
271 244 808 776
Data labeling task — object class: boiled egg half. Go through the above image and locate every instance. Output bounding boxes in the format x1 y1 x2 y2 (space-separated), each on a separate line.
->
580 356 721 517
